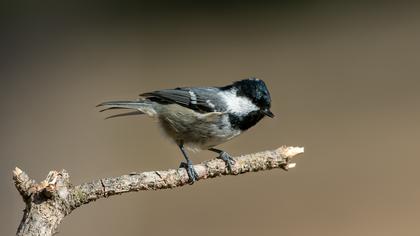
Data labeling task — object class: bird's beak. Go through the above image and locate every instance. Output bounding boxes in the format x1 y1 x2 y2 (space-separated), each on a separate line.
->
262 109 275 118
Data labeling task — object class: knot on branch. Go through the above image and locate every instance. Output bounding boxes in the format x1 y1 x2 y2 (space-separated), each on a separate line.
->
13 168 72 203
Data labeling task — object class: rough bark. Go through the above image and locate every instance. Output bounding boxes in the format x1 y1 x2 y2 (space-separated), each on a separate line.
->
13 146 304 236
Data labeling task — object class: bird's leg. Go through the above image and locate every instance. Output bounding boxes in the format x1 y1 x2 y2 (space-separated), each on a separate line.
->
178 143 199 184
209 148 236 172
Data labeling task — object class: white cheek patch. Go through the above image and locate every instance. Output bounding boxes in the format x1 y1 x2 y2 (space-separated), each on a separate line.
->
218 89 259 115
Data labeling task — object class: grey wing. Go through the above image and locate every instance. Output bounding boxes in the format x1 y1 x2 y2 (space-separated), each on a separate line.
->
141 87 225 113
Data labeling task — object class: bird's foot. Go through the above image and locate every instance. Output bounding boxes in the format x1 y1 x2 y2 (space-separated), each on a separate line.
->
217 151 236 172
179 161 199 184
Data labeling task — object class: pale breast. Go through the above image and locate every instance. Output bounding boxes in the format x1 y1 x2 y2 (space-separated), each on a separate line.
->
157 104 241 151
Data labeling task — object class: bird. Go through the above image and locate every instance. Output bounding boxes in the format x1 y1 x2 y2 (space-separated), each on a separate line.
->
97 77 274 184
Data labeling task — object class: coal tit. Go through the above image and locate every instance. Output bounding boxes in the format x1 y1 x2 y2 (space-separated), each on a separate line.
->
97 78 274 184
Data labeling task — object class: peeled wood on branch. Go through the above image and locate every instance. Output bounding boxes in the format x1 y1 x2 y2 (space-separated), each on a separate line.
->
13 146 304 236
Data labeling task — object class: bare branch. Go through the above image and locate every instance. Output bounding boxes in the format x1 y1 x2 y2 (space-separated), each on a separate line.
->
13 146 304 236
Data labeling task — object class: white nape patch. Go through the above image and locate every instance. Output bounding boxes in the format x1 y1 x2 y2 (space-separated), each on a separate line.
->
218 88 258 115
206 99 215 108
188 90 197 104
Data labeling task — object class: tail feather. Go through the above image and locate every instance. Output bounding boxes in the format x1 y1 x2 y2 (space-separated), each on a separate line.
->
97 100 144 110
97 100 156 118
99 107 128 112
104 110 144 119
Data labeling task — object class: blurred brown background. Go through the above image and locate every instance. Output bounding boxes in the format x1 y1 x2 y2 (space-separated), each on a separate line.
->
1 1 420 235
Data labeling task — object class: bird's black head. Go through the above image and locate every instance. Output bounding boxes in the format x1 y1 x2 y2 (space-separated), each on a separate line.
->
231 78 274 118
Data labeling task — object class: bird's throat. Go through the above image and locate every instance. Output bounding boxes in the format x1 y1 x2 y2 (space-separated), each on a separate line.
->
228 111 265 131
